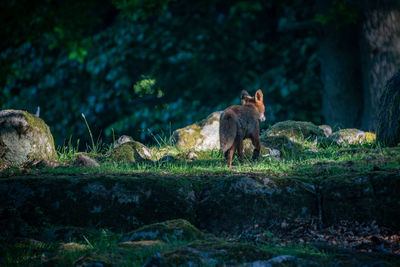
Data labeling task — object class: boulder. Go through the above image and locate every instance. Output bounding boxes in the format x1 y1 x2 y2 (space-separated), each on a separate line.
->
108 140 152 163
121 219 205 243
172 111 222 151
144 240 274 266
319 125 332 137
259 135 303 156
242 139 280 158
0 109 57 166
74 154 100 168
376 71 400 146
328 129 375 146
263 120 325 143
114 135 134 148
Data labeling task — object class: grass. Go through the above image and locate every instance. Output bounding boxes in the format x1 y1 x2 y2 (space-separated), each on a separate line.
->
3 225 398 266
1 140 399 180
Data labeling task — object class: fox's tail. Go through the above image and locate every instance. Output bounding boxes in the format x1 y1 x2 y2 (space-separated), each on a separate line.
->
219 111 238 153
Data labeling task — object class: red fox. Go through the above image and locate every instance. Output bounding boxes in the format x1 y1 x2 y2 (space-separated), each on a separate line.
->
219 89 266 168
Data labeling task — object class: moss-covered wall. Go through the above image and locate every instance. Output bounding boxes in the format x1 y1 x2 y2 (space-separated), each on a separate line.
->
1 172 399 239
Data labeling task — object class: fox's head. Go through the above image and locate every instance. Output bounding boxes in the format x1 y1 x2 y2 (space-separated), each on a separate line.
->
241 89 266 122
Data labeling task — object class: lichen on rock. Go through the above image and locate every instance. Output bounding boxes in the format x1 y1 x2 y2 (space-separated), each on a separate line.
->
0 109 57 166
263 120 325 143
328 129 375 146
108 140 153 163
172 111 222 151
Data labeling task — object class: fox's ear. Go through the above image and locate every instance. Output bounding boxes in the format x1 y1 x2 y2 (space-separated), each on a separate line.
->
241 90 252 104
255 89 263 102
241 90 250 99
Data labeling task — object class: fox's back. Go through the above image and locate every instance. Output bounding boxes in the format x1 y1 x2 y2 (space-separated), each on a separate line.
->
221 105 259 138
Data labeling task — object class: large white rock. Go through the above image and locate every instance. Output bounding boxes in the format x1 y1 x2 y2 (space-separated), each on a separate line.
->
172 111 222 151
0 109 57 166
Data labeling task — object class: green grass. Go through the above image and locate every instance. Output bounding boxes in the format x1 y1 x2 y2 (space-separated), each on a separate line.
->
2 141 399 179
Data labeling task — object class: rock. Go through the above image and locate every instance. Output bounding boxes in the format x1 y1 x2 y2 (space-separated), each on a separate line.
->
114 135 134 148
157 155 176 164
108 140 152 163
172 111 222 151
59 242 88 252
263 120 325 143
319 125 333 137
118 240 165 249
74 154 100 168
328 129 375 146
259 135 303 157
144 240 274 266
242 139 280 158
121 219 205 243
244 255 297 267
0 109 57 166
376 71 400 146
23 159 61 169
187 151 198 160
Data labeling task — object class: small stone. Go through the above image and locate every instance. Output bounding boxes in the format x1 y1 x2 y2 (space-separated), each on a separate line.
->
74 154 100 167
187 151 198 160
59 242 88 251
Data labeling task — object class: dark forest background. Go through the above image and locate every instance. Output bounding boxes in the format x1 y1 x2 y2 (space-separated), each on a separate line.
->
1 0 399 146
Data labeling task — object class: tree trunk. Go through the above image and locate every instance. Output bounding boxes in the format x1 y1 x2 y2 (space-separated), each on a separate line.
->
360 1 400 131
317 0 363 129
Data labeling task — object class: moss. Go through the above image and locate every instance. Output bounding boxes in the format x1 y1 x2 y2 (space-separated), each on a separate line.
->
264 120 325 143
123 219 205 243
259 135 303 157
108 141 152 163
0 110 57 166
22 111 57 162
365 132 376 143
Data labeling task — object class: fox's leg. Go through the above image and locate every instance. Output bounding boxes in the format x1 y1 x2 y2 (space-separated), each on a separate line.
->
251 135 261 160
236 138 244 163
226 146 235 169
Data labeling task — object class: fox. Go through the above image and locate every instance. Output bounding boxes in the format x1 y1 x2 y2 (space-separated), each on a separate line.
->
219 89 266 168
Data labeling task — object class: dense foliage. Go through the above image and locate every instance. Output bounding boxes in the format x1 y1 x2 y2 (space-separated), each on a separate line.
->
0 0 322 146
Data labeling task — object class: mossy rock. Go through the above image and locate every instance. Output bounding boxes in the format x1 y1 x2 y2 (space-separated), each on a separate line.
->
263 120 325 143
328 129 374 146
259 135 303 157
108 140 152 163
0 109 57 166
172 111 222 151
144 240 274 266
242 139 280 158
122 219 205 243
319 124 332 137
376 71 400 147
